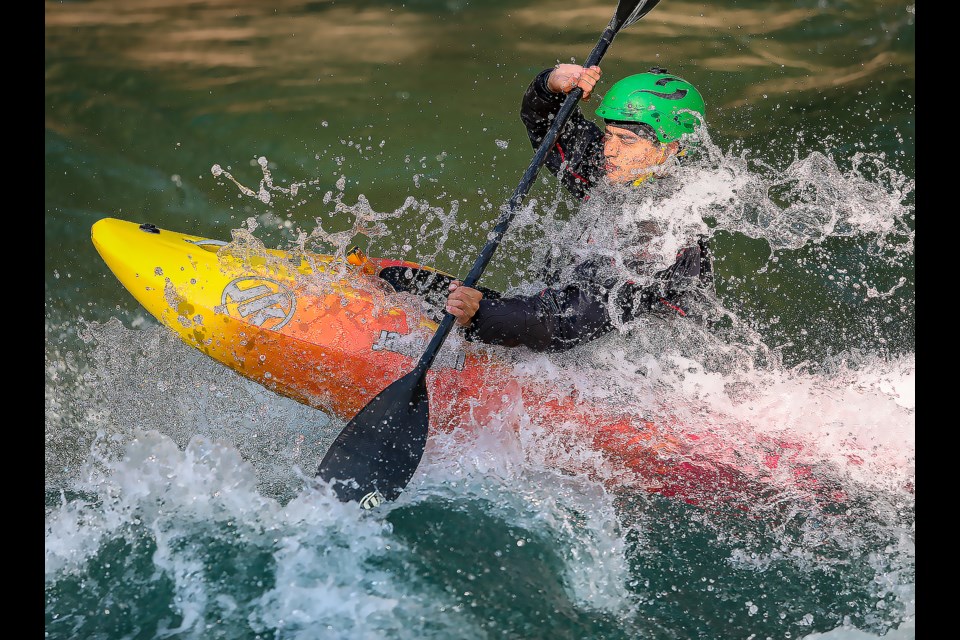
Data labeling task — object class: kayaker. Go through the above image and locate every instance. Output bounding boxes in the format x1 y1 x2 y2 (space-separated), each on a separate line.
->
445 63 715 352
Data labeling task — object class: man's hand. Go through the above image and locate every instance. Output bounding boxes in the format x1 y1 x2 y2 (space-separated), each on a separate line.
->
547 64 602 100
446 280 483 327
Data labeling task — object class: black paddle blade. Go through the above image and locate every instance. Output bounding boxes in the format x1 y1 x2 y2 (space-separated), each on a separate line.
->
614 0 661 31
316 370 430 508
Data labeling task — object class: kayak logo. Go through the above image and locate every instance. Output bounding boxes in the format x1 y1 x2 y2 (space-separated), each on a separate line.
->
220 277 297 330
372 330 417 354
372 330 465 370
359 490 385 510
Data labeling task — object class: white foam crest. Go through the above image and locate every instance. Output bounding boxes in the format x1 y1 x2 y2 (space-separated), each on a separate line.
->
46 431 278 575
458 308 912 511
246 485 465 639
45 430 473 639
45 487 112 578
679 354 914 494
415 404 639 616
800 618 914 640
536 338 914 500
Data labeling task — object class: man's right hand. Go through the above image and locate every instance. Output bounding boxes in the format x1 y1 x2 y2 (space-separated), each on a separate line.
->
547 64 602 100
446 280 483 327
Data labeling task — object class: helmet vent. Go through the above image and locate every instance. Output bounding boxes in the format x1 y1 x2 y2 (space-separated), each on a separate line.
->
639 88 688 100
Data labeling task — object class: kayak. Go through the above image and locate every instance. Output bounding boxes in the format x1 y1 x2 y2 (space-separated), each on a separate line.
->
90 217 517 429
90 217 821 511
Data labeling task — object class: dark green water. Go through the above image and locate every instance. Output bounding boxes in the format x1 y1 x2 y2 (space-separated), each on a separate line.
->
46 1 914 638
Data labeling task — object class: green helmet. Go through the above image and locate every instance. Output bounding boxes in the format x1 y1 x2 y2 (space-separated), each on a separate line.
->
595 67 706 143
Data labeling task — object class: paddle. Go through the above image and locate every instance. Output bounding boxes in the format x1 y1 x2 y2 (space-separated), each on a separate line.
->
316 0 663 509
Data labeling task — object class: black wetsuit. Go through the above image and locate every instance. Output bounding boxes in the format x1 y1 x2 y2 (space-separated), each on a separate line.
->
464 69 714 353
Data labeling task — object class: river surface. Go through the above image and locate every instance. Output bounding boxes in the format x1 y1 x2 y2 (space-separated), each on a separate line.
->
46 1 914 638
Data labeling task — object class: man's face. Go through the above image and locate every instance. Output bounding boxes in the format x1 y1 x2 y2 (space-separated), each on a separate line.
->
602 125 679 184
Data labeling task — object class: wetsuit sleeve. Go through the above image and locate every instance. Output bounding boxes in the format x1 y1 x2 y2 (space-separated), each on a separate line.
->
520 69 606 200
463 285 613 352
615 239 715 323
463 239 715 352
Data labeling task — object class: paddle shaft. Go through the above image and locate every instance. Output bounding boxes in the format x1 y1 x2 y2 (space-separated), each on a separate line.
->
316 1 659 505
411 28 619 376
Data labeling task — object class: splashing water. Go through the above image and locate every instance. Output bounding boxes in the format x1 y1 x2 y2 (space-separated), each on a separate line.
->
200 143 913 514
48 130 913 638
516 127 913 284
212 157 308 204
